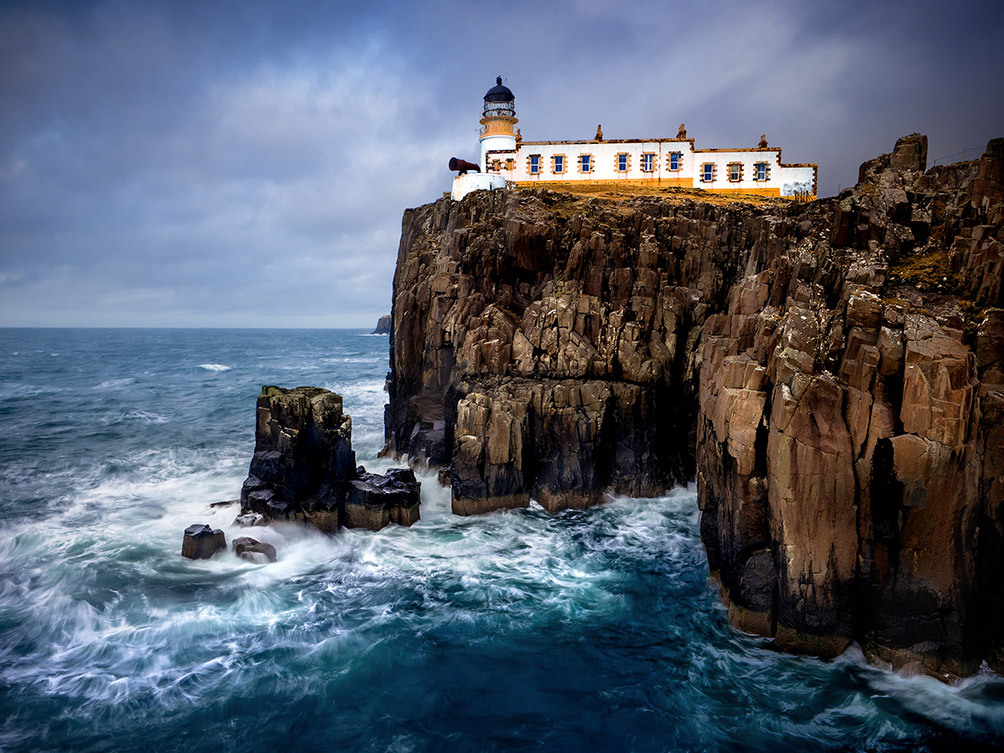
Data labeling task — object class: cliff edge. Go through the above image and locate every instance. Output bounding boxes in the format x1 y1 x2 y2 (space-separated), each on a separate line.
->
383 134 1004 677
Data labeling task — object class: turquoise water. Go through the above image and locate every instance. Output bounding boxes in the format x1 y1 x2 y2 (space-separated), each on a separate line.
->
1 328 1002 752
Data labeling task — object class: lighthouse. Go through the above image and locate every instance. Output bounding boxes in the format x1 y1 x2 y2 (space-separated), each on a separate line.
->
456 74 817 201
479 76 518 171
449 76 512 201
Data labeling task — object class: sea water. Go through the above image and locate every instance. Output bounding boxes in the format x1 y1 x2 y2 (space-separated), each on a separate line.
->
1 328 1002 753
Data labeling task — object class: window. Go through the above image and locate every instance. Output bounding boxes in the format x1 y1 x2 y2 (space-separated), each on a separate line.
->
490 159 501 172
728 162 743 182
506 158 516 171
616 153 629 172
701 163 715 182
579 154 593 173
529 154 541 174
552 155 566 174
668 152 682 171
641 153 655 172
755 162 768 181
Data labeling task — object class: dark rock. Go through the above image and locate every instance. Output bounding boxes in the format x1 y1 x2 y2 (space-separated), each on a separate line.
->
858 133 927 185
210 499 238 508
382 133 1004 677
233 512 267 527
238 385 421 532
373 314 392 335
239 386 355 521
181 524 226 560
890 132 928 173
344 466 421 530
232 536 277 563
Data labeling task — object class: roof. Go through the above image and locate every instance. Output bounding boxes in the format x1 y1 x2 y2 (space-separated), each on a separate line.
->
484 76 514 103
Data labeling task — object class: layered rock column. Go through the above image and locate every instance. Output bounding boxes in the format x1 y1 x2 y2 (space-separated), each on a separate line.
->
451 379 627 514
241 386 420 532
696 135 1003 675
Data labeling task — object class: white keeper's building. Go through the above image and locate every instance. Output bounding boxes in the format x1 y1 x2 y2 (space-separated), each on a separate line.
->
451 77 817 202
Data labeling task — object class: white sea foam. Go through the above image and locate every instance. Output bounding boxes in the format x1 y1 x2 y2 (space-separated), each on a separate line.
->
198 364 231 372
97 410 170 425
0 460 674 704
0 382 62 399
94 377 136 390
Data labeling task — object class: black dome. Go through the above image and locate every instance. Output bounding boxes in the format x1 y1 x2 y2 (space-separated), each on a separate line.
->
484 76 514 102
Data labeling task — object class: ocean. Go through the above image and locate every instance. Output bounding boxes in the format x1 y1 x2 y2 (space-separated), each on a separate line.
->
1 328 1001 752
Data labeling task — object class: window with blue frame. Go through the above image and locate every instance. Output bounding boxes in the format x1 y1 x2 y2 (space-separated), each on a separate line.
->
529 154 541 174
755 162 768 181
553 155 565 174
702 163 714 182
641 153 655 172
668 152 681 171
579 154 593 173
617 153 629 172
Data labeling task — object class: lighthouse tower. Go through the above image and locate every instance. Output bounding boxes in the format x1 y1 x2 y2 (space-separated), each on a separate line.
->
479 76 518 170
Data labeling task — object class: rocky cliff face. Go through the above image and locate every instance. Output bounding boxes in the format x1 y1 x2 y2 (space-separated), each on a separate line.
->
384 135 1003 676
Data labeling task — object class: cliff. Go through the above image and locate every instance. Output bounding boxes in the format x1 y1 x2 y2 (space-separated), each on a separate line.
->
383 134 1004 677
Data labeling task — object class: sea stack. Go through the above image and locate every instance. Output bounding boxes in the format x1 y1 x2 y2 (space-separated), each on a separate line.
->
239 386 420 532
373 315 392 334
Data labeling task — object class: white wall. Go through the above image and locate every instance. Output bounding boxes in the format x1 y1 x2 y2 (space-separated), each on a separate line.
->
692 150 783 191
479 134 516 171
486 140 817 195
452 173 506 201
495 140 694 183
779 166 816 197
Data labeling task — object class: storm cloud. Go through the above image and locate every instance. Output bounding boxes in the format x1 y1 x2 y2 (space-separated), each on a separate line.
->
2 0 1002 327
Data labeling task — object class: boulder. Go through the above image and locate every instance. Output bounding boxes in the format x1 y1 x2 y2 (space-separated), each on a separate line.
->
181 524 226 560
344 467 421 530
232 537 277 563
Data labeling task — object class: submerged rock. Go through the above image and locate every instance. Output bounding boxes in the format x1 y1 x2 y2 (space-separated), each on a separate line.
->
181 524 226 560
238 386 420 533
233 512 267 527
232 536 277 563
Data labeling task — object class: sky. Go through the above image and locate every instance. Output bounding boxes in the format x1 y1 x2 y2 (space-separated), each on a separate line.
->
1 0 1002 328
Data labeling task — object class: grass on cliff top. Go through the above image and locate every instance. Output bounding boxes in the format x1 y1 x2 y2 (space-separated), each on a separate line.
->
888 247 961 293
886 247 985 339
523 181 796 207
